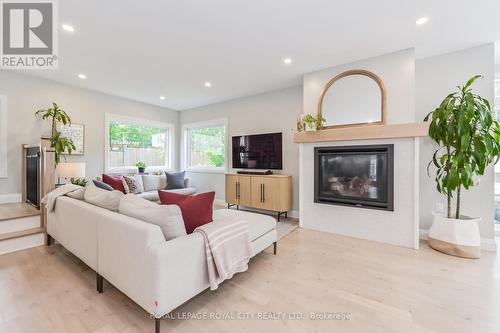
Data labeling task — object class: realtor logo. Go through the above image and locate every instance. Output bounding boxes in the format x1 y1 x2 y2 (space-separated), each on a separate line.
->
1 0 58 69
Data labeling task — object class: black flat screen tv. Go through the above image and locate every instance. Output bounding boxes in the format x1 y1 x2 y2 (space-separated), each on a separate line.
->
232 132 283 170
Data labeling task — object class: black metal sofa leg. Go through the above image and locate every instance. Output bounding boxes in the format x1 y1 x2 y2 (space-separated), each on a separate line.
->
96 273 103 293
46 234 54 246
155 318 160 333
273 241 277 255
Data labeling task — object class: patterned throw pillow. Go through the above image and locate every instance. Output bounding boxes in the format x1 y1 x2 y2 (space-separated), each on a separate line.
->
122 175 144 194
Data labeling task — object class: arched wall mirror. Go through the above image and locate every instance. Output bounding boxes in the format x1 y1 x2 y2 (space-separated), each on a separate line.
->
317 69 386 129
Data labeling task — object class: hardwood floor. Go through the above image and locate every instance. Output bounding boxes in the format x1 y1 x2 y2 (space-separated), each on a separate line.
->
0 228 498 333
0 203 39 222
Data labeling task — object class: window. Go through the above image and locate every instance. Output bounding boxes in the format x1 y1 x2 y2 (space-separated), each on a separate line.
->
105 113 174 172
183 119 227 172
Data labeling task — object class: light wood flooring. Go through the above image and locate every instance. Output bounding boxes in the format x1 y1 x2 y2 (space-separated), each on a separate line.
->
0 228 499 333
0 203 39 222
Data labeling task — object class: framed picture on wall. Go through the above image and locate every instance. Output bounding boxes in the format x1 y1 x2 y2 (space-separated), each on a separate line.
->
56 123 85 155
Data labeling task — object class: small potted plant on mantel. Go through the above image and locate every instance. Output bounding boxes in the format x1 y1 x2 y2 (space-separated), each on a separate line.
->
135 162 146 174
424 75 500 259
300 114 326 131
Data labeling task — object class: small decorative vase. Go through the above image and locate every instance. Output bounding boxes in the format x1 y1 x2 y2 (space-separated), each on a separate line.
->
428 213 481 259
138 167 145 174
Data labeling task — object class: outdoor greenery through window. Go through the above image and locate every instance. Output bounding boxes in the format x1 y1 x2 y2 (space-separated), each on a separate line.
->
186 124 226 170
108 120 170 169
495 78 500 226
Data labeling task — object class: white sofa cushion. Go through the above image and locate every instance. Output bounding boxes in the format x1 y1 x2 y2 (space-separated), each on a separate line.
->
84 185 124 211
66 187 86 200
119 194 187 240
141 174 167 192
213 209 276 241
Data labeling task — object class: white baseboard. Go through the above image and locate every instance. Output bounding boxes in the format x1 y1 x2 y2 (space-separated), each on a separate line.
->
419 228 497 253
214 199 226 207
481 238 498 252
0 193 21 204
419 228 429 240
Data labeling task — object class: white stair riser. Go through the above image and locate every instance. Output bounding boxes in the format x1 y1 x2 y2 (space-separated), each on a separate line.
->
0 233 44 255
0 216 40 234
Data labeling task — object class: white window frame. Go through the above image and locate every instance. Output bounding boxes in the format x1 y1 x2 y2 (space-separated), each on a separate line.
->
104 113 175 173
181 118 228 173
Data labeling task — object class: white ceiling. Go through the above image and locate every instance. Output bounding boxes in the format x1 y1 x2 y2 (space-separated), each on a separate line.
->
15 0 500 110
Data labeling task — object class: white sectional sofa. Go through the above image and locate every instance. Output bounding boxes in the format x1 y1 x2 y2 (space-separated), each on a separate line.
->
47 196 277 333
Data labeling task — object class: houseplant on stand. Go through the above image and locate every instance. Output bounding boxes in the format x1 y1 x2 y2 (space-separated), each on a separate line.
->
424 75 500 258
35 102 76 165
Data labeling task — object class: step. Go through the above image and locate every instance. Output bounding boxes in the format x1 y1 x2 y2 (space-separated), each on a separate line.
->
0 227 45 255
0 203 40 222
0 215 41 234
0 227 45 241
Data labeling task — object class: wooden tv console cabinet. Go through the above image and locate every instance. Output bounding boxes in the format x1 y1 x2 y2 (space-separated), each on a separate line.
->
225 173 292 221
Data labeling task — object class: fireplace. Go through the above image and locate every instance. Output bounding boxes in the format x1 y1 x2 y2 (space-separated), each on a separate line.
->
314 144 394 211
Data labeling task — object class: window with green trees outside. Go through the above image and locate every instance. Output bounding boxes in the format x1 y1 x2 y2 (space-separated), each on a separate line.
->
185 123 226 170
108 119 171 170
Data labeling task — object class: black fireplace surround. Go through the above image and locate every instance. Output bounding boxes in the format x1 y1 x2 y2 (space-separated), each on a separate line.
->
314 144 394 211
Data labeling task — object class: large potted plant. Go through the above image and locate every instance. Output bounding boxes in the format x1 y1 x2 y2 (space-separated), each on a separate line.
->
424 75 500 258
35 102 76 165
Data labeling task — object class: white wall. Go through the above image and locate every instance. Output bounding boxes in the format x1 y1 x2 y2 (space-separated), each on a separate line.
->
303 48 415 123
0 71 179 196
299 49 418 248
416 44 496 240
0 95 7 178
180 86 302 211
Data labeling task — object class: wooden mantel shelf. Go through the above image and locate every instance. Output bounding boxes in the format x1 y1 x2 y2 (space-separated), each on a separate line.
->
294 122 429 143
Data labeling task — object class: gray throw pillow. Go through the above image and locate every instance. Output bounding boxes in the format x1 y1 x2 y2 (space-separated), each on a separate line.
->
165 171 186 189
93 180 114 191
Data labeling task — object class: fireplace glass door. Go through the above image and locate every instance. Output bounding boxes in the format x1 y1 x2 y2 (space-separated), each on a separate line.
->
314 145 394 210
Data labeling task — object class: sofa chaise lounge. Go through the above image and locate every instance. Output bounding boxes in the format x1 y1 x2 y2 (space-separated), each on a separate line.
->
47 196 277 332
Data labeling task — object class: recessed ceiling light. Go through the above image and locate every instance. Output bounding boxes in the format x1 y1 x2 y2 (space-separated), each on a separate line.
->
77 74 87 79
62 24 75 33
283 58 292 65
416 17 428 25
159 96 165 100
204 82 212 87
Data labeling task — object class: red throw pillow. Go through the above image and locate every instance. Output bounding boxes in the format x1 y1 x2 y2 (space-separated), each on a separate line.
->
102 174 126 193
158 191 215 234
